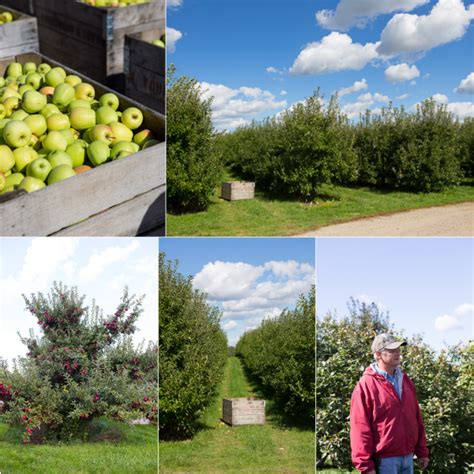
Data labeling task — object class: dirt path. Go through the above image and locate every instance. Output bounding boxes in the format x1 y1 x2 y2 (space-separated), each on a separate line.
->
298 202 474 236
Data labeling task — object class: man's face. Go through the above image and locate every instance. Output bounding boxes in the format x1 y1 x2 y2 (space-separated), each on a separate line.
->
380 347 402 369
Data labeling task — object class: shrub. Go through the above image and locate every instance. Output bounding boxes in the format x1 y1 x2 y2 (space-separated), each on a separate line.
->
236 287 315 425
166 65 223 213
159 253 228 439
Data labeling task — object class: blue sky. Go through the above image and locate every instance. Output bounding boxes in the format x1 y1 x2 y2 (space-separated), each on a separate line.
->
316 238 473 351
167 0 474 130
160 238 315 346
0 238 158 365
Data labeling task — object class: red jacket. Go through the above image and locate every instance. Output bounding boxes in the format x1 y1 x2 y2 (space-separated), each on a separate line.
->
350 366 429 473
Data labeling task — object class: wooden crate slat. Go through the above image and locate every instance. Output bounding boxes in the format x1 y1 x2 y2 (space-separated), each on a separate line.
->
112 1 164 30
0 6 38 58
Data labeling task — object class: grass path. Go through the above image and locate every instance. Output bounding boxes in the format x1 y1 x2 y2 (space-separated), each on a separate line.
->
159 357 315 473
0 422 156 474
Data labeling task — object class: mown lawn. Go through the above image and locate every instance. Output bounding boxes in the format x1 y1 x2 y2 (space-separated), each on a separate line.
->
167 181 474 236
0 421 157 474
159 357 315 473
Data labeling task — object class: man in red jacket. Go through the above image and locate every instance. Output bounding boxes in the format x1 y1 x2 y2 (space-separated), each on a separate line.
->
350 334 429 474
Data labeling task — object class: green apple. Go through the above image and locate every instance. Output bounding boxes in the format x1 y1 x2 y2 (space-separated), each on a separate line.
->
53 83 75 108
0 144 15 173
47 113 71 131
133 129 153 147
1 12 14 23
23 62 37 74
142 139 159 149
65 75 82 87
87 140 110 166
0 172 5 191
37 63 52 75
45 67 66 87
109 121 132 144
0 104 6 120
6 63 22 78
10 110 29 121
13 146 38 173
19 176 46 193
19 84 34 95
26 157 52 182
3 96 20 116
24 114 47 137
25 72 43 90
90 124 114 144
3 120 32 148
22 90 47 114
42 130 68 152
99 93 120 111
39 86 55 98
130 142 140 152
96 105 118 125
121 107 143 130
47 150 73 168
111 141 136 156
75 83 95 102
70 107 96 130
5 172 24 187
112 149 131 160
68 99 92 111
47 164 76 185
152 39 165 48
66 140 87 167
40 104 60 119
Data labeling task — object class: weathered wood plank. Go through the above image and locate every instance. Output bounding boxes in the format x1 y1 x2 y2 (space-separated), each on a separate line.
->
222 398 266 426
0 6 38 58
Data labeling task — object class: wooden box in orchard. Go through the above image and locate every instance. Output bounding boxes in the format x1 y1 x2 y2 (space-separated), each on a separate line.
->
0 0 34 15
222 398 265 426
33 0 165 87
221 181 255 201
0 52 166 237
0 5 38 58
125 28 165 114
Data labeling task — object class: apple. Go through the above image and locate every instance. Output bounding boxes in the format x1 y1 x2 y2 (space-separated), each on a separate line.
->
111 141 135 156
19 176 46 193
69 107 96 130
68 99 92 111
23 62 36 74
121 107 143 129
26 158 52 182
0 185 16 194
3 96 20 116
87 140 110 166
142 139 159 149
47 150 73 169
6 63 22 78
24 114 48 137
90 124 114 144
99 93 120 111
37 63 52 75
45 67 66 87
152 39 165 48
59 128 76 146
133 129 153 147
112 150 131 160
66 140 87 167
3 120 32 148
5 172 24 187
109 122 133 144
96 105 118 124
0 172 5 191
130 142 140 152
65 75 82 87
74 165 92 174
25 72 43 90
10 110 29 121
19 84 34 95
47 164 76 185
0 144 15 173
13 146 38 173
53 83 75 108
47 113 71 131
0 105 6 120
40 104 60 119
42 131 68 152
75 83 95 102
39 86 55 98
1 11 14 23
22 90 47 114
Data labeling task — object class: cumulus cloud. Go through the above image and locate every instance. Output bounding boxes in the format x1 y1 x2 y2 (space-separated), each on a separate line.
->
166 27 183 53
338 78 368 97
446 101 474 120
167 0 182 7
454 72 474 94
316 0 429 31
377 0 474 57
290 32 379 75
280 90 287 96
385 63 420 83
266 66 283 75
435 314 463 332
342 92 390 119
199 82 287 131
432 93 449 104
223 320 238 331
454 303 474 315
396 93 410 100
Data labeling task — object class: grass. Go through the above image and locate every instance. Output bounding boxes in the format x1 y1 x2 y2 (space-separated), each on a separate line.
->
167 180 474 236
159 357 315 473
0 420 157 474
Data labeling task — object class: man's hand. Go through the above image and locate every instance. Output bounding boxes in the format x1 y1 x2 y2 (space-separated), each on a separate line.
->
418 457 429 470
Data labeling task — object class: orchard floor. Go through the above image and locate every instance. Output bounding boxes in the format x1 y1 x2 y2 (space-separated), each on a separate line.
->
159 357 315 473
0 422 156 474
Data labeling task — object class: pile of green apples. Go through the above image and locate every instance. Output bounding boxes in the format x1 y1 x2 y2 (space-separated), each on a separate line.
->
0 11 14 24
0 61 158 195
81 0 150 7
152 34 166 48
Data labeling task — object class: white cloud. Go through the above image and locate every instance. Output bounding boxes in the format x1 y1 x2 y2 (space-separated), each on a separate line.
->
396 93 410 100
435 314 463 332
385 63 420 83
316 0 429 31
454 72 474 94
290 32 379 75
339 78 368 97
280 90 287 96
223 320 238 331
377 0 474 57
166 27 183 53
454 303 474 316
266 66 283 75
433 93 449 104
353 293 387 310
78 240 140 280
342 92 390 119
167 0 182 8
199 82 287 131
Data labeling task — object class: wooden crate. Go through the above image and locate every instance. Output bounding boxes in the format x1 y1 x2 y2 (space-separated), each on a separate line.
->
222 398 265 426
0 0 34 15
221 181 255 201
125 28 165 114
0 5 38 58
0 52 165 237
34 0 165 87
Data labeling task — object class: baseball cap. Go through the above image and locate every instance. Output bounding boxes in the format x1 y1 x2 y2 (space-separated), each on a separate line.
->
372 333 407 352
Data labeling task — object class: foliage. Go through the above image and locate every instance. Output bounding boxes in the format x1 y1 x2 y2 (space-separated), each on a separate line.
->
458 118 474 178
159 253 228 440
236 287 315 425
0 283 157 444
166 65 224 213
316 300 473 473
